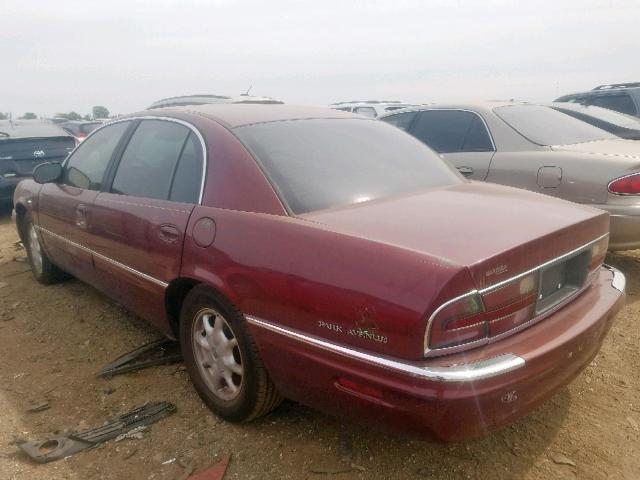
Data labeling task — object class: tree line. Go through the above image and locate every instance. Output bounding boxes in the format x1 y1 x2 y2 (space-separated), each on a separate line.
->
0 106 110 121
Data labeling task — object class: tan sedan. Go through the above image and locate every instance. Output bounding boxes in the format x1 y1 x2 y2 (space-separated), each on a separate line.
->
381 102 640 250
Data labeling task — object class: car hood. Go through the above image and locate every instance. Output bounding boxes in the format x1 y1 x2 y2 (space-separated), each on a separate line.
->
551 139 640 159
301 182 608 289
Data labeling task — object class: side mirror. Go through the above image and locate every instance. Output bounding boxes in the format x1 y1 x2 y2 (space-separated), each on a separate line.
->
33 162 62 184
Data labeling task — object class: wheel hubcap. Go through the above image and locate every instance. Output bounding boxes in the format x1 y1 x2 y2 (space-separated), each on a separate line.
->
192 308 243 401
29 224 43 275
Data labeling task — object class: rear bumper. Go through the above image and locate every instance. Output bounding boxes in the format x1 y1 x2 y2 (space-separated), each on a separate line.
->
250 266 624 441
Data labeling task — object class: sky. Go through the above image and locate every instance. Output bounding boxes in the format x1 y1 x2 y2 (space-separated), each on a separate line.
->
1 0 639 117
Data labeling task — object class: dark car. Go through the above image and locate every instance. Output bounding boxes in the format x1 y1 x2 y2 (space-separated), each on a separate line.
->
60 120 105 142
555 82 640 117
13 105 624 441
0 120 75 204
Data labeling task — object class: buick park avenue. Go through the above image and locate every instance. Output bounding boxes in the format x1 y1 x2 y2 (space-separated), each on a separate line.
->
13 104 625 440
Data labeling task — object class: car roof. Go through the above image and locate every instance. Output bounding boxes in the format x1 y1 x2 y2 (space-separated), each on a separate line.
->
377 101 522 118
149 94 284 109
0 120 72 139
141 103 358 128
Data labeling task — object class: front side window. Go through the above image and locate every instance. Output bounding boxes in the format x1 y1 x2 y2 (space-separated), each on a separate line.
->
112 120 190 200
494 105 615 146
382 112 417 131
589 94 638 116
62 121 130 190
235 118 461 214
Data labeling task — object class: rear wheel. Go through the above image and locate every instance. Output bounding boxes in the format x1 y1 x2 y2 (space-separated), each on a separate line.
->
23 216 67 284
180 285 282 422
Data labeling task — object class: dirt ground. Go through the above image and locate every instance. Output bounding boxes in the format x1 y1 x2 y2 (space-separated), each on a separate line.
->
0 204 638 480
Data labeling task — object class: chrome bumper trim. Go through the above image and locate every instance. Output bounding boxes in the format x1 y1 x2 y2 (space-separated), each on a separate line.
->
604 264 626 293
245 315 525 383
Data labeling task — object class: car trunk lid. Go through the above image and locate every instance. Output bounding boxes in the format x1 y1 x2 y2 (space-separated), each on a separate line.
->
301 181 609 290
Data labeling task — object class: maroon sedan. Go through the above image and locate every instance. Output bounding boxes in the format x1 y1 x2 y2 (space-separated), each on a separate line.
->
13 105 625 441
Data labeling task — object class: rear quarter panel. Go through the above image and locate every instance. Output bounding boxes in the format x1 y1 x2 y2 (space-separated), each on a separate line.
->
486 150 636 205
180 206 472 361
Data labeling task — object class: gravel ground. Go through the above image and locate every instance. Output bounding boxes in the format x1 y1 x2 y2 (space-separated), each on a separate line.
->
0 204 638 479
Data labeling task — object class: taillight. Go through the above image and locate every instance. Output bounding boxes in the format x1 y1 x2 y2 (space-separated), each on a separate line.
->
427 236 608 353
428 273 538 350
609 172 640 195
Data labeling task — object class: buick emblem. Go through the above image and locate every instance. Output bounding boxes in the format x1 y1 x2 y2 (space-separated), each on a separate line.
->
33 150 45 158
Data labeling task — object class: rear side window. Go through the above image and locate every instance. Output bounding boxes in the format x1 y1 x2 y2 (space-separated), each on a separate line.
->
62 121 130 190
589 94 637 116
169 132 203 203
112 120 190 200
382 112 417 131
411 110 493 153
462 115 494 151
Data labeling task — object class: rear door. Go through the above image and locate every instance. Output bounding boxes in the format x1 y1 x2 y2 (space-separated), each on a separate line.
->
37 121 132 282
88 118 205 331
408 110 495 180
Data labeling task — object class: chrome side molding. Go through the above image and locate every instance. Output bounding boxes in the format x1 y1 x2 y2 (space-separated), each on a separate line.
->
245 315 525 383
35 225 169 288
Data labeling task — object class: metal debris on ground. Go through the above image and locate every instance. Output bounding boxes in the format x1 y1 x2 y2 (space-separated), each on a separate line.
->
17 401 176 463
98 338 183 379
188 455 231 480
115 425 147 442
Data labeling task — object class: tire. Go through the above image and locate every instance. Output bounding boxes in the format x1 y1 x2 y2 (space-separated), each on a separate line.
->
179 285 282 422
23 215 68 284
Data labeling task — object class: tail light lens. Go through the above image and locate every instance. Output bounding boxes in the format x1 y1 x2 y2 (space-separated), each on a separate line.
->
609 172 640 195
427 236 608 353
428 273 538 350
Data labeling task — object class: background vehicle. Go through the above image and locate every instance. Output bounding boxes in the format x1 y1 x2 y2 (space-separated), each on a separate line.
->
149 93 283 109
329 100 414 117
381 102 640 250
13 104 623 441
549 102 640 140
60 120 105 142
0 120 75 204
555 82 640 117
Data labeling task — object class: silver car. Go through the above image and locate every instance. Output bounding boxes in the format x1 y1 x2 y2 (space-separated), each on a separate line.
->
380 102 640 250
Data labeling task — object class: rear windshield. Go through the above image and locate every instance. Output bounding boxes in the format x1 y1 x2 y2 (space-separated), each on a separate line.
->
494 104 616 146
235 118 460 214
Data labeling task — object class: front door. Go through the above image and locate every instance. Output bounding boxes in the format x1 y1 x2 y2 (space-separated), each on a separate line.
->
87 119 205 332
37 121 132 283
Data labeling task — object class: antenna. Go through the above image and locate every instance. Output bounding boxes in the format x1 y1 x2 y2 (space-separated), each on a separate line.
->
242 85 253 97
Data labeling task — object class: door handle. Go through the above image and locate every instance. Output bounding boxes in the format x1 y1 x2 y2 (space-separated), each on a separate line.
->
457 166 474 177
75 204 89 229
158 224 180 243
